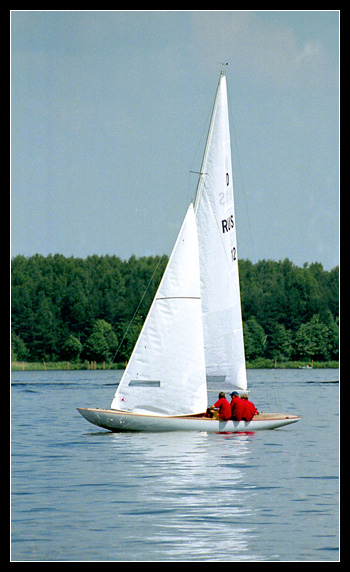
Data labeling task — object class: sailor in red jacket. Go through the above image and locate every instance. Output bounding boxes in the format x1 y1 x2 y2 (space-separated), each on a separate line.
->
210 392 231 421
229 391 244 421
240 394 259 421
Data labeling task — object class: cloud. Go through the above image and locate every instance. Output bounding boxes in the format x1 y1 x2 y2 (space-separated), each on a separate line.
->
190 11 326 90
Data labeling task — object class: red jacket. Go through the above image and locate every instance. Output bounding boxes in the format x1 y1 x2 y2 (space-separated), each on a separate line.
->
241 399 258 421
213 397 231 421
230 396 244 421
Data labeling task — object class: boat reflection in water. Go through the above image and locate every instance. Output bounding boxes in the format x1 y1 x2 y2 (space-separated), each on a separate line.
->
108 430 260 561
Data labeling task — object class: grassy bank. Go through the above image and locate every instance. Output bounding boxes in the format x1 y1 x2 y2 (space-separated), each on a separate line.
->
11 359 339 371
11 361 125 371
246 358 339 369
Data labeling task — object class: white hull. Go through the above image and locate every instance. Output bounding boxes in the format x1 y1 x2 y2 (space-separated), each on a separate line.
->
77 407 300 432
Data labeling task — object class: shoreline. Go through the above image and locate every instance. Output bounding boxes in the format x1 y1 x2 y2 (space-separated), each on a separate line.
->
11 360 339 372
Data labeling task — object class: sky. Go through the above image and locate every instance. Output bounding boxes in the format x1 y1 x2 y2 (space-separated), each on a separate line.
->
11 10 339 270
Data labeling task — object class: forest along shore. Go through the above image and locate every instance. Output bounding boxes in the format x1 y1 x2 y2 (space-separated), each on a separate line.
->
11 254 339 366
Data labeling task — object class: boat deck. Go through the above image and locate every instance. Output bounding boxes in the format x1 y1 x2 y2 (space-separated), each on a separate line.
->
77 407 301 432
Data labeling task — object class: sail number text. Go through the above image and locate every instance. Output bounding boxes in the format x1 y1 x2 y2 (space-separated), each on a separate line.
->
221 214 234 233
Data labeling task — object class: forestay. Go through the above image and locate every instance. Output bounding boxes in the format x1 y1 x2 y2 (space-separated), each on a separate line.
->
110 204 207 416
194 72 247 392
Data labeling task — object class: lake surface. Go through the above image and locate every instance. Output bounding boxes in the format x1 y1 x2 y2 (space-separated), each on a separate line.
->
11 368 339 561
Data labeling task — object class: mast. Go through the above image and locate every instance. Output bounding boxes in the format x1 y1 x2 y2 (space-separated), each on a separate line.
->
193 70 247 391
193 71 225 212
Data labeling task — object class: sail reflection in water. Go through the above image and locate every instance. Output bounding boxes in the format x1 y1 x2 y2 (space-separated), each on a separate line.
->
12 369 338 561
108 431 258 561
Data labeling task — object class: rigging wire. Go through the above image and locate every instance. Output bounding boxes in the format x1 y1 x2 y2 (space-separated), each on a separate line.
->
108 254 167 369
187 90 217 206
229 107 257 263
112 78 221 371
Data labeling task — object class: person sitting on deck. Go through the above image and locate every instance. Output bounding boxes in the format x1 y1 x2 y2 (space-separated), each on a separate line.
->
240 394 259 421
208 391 231 421
229 391 244 421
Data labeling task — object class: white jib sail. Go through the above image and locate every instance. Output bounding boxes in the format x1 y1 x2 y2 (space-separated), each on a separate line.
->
110 204 207 416
194 72 247 392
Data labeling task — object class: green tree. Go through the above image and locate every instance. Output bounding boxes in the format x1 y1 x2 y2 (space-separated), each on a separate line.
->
11 332 29 361
62 335 83 362
84 319 118 362
243 316 266 360
11 254 338 364
31 295 60 361
121 316 144 362
294 314 330 361
267 323 293 361
321 309 339 360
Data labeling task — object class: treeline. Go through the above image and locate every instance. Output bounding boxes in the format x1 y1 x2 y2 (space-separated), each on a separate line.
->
11 254 339 364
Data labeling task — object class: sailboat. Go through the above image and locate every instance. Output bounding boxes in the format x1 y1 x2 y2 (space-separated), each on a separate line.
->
78 71 300 432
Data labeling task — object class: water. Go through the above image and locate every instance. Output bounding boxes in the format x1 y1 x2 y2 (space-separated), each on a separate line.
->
11 369 339 561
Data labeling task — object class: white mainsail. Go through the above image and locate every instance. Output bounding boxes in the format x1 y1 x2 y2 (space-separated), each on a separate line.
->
111 204 207 416
194 71 247 392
